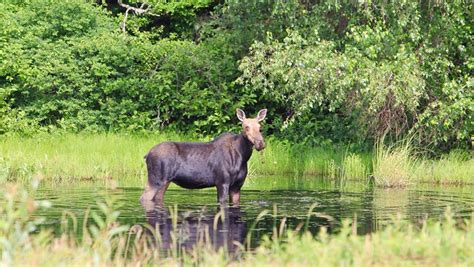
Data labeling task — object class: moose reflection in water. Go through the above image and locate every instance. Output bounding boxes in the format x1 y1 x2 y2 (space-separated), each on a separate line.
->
140 200 338 252
142 202 246 252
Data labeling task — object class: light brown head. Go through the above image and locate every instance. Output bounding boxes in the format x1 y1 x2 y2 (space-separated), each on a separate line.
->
236 108 267 151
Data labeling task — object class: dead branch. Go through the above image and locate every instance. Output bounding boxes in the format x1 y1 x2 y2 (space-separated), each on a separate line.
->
118 1 154 33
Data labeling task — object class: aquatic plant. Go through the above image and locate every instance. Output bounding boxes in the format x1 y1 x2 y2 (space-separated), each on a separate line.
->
0 133 472 186
0 181 51 265
372 141 415 187
413 150 474 185
249 210 474 266
1 183 473 266
325 159 338 180
341 153 368 182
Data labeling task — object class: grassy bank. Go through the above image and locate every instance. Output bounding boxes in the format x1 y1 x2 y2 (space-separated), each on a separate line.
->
0 133 472 186
1 183 473 266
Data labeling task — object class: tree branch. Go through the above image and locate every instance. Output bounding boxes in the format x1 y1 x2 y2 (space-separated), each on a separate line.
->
117 0 154 33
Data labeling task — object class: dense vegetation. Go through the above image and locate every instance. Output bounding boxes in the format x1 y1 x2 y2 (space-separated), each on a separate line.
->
1 0 472 152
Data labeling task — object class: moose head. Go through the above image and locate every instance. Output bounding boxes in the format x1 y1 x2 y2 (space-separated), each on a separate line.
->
236 108 267 151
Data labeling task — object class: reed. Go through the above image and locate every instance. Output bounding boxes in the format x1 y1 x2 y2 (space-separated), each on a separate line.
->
0 133 346 183
1 182 473 266
0 133 472 186
413 150 474 185
371 141 473 187
341 153 368 182
372 141 415 187
0 132 188 185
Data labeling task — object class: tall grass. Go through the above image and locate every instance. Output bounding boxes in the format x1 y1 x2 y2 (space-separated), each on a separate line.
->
0 133 349 183
341 153 369 181
0 133 472 186
372 141 415 187
249 141 345 176
372 141 474 187
249 211 474 266
413 150 474 185
1 183 473 266
0 132 189 184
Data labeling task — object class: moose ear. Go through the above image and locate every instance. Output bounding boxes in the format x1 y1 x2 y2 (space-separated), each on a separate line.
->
236 108 246 122
257 109 267 122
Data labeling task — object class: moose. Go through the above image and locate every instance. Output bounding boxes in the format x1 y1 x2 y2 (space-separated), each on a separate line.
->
140 108 267 205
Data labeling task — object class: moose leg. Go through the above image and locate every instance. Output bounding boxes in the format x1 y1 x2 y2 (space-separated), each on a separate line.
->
140 181 170 203
140 183 160 212
154 181 171 203
229 179 245 206
140 183 159 202
142 155 172 204
216 184 229 205
229 190 240 206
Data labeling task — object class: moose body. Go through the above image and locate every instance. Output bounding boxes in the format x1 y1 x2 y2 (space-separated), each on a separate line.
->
141 109 267 205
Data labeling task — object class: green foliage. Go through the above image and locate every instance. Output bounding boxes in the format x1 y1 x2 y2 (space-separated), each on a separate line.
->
238 31 425 144
238 1 472 149
0 182 51 265
413 78 473 150
200 1 306 57
0 0 254 135
147 0 214 38
0 0 472 152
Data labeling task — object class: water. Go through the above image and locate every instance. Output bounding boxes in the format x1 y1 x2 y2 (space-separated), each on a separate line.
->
34 176 474 250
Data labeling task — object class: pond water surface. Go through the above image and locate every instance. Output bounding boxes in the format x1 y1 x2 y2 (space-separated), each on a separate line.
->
35 176 474 251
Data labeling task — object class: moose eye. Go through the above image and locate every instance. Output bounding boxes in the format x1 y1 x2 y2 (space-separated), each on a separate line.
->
245 126 250 130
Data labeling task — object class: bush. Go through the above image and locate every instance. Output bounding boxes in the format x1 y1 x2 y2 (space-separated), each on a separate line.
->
0 0 254 135
0 0 471 152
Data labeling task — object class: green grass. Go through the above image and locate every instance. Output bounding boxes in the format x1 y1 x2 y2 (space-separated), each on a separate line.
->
413 151 474 185
0 133 348 184
0 133 472 186
1 183 473 266
250 141 346 176
372 141 415 187
372 141 474 187
0 132 187 184
341 153 369 181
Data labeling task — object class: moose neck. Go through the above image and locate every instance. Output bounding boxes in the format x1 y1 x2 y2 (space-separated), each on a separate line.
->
237 133 253 162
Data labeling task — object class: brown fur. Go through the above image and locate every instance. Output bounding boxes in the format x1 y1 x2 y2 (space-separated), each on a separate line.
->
141 108 267 206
